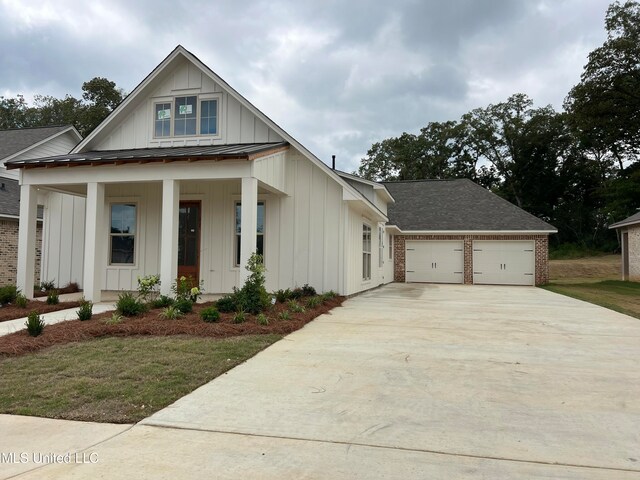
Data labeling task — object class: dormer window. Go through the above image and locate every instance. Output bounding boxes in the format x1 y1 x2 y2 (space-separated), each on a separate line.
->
154 95 220 138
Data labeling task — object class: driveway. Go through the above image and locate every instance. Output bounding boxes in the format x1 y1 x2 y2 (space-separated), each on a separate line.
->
11 284 640 479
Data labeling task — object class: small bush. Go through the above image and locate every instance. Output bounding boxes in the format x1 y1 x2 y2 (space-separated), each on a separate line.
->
39 280 55 292
290 288 304 300
104 312 124 325
233 310 246 324
46 290 60 305
274 288 293 303
116 292 146 316
287 300 305 313
278 310 291 321
174 298 193 314
25 311 45 337
137 274 160 303
200 306 220 323
235 253 270 314
172 276 203 303
150 295 174 309
216 295 237 313
160 305 183 320
0 285 18 305
306 296 321 309
15 293 28 308
301 284 316 296
77 299 93 321
321 291 338 302
256 313 269 326
64 282 80 293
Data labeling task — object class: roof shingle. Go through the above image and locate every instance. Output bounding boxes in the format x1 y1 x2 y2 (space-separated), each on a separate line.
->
0 126 71 161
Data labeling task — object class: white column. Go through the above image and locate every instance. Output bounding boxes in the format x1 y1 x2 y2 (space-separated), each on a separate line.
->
160 179 180 296
16 185 38 299
239 177 258 285
83 182 105 302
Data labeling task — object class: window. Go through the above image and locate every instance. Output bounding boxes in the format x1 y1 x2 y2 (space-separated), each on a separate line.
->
235 201 265 266
201 99 218 135
389 234 393 260
110 203 136 265
155 102 171 137
363 224 371 280
378 226 384 268
174 96 197 136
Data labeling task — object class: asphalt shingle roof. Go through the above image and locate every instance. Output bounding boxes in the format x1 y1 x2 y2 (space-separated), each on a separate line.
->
0 126 71 161
609 211 640 229
0 177 42 218
383 179 556 232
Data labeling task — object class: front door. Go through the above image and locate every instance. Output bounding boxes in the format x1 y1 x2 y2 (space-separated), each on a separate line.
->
178 201 201 283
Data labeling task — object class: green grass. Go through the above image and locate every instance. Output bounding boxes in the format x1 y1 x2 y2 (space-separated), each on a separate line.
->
542 280 640 320
0 335 281 423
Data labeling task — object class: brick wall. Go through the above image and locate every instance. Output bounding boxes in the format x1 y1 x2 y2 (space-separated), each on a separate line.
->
0 219 42 287
627 226 640 281
393 233 550 286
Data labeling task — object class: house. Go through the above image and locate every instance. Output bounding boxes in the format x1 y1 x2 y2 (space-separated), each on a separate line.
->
609 211 640 280
0 126 82 286
6 46 555 301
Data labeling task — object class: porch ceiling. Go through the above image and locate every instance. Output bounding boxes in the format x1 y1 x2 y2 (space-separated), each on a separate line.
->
5 142 289 169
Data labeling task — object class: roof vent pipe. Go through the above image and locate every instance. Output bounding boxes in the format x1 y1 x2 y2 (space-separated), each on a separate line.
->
331 155 336 170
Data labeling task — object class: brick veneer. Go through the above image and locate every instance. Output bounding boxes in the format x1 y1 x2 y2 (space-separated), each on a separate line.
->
394 234 549 286
0 219 42 287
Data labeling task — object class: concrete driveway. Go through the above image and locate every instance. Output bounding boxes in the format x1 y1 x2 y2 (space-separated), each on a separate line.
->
10 284 640 479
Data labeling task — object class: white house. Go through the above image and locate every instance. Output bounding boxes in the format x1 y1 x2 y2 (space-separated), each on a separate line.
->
7 46 555 301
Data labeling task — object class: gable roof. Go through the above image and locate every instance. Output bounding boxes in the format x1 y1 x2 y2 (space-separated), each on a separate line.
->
0 125 80 161
609 211 640 229
383 179 557 232
70 45 385 221
0 177 42 219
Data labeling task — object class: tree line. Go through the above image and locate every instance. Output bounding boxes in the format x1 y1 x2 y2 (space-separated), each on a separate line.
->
357 1 640 251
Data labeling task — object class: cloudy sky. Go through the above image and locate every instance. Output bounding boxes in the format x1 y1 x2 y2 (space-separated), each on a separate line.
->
1 0 612 172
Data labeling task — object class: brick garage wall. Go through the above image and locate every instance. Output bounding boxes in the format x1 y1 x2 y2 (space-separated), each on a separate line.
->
393 233 550 286
0 219 42 287
627 225 640 281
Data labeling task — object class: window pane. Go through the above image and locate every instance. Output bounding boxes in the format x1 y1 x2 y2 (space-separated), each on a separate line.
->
121 204 136 234
256 234 264 257
235 204 242 234
111 236 135 264
257 202 265 234
236 235 241 266
155 103 171 137
174 96 197 136
111 204 123 233
200 99 218 135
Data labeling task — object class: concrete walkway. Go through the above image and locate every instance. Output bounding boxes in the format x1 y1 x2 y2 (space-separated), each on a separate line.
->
4 284 640 479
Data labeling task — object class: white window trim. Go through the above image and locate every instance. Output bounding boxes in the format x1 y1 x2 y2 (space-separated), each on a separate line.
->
108 200 139 267
233 199 266 269
152 93 223 140
389 233 394 260
363 223 372 281
378 225 384 268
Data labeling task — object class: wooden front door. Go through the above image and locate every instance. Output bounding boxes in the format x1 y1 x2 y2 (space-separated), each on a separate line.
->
178 201 201 283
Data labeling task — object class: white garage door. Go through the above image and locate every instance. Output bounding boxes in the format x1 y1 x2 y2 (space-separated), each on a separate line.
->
406 241 464 284
473 241 535 286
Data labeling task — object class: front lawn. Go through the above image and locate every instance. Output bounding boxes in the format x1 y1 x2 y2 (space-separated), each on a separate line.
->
0 335 281 423
542 280 640 320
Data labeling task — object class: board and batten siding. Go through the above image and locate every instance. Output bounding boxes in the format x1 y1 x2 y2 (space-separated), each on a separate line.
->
93 58 284 151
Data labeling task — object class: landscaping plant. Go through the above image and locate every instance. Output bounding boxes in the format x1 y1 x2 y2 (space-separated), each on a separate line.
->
160 306 183 320
200 307 220 323
172 276 203 303
235 253 270 314
274 288 293 303
233 310 246 324
287 300 305 313
25 312 45 337
150 295 174 309
278 310 291 321
77 299 93 321
306 296 321 309
216 295 237 313
116 292 146 316
104 312 124 325
137 274 160 303
15 294 28 308
174 298 193 314
256 313 269 326
0 285 18 306
46 290 60 305
39 280 55 292
301 284 316 296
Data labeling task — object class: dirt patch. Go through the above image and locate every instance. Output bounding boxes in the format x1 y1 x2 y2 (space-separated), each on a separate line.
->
0 301 81 323
549 254 620 283
0 297 344 356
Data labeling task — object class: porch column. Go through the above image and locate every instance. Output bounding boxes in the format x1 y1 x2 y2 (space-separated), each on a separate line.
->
16 185 38 299
160 179 180 296
83 182 105 302
239 177 258 285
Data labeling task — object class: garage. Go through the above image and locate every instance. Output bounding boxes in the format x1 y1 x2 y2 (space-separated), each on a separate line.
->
473 240 535 286
405 240 463 283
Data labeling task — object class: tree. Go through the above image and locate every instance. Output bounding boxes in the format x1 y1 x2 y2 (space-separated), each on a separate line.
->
565 1 640 170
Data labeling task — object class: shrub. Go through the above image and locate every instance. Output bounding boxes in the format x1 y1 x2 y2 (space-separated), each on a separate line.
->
306 296 321 309
160 305 183 320
25 311 45 337
235 253 270 314
256 313 269 326
301 284 316 296
150 295 174 309
233 310 246 324
0 285 18 305
287 300 305 313
137 274 160 303
39 280 55 292
216 295 237 313
15 293 28 308
321 291 338 302
278 310 291 321
77 299 93 321
104 312 124 325
46 290 60 305
64 282 80 293
116 292 146 316
274 288 293 303
172 276 203 303
200 306 220 323
174 298 193 314
290 287 304 300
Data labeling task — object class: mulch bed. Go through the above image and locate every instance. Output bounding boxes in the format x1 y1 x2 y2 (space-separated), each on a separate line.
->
33 284 81 298
0 297 344 357
0 301 82 323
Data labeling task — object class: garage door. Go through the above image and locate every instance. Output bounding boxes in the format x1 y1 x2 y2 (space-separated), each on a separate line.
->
406 241 463 284
473 241 535 286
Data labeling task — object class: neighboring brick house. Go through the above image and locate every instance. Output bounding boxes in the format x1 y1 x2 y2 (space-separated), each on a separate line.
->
0 126 82 287
382 179 556 286
609 211 640 281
